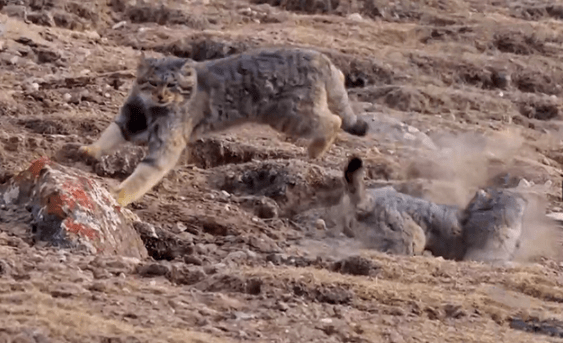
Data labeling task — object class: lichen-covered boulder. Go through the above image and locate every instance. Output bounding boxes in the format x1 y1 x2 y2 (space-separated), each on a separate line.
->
0 157 148 259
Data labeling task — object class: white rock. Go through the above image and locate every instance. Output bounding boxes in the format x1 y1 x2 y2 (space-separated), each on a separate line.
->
173 222 187 233
347 13 362 21
517 179 531 188
112 21 127 30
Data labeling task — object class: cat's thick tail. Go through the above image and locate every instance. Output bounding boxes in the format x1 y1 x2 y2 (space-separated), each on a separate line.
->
344 156 365 206
326 63 369 137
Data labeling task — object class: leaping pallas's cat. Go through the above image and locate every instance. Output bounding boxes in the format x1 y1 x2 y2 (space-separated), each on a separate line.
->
80 47 369 206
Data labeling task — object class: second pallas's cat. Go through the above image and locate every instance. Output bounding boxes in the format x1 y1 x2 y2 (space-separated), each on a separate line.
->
80 47 369 206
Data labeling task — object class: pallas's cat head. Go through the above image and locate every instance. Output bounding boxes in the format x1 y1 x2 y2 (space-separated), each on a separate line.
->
135 53 197 107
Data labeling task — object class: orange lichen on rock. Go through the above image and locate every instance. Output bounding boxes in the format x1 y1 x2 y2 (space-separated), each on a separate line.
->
45 192 66 219
62 218 101 241
28 156 52 177
60 179 96 212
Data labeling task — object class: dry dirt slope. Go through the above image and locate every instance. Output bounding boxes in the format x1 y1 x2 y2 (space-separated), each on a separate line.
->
2 0 563 342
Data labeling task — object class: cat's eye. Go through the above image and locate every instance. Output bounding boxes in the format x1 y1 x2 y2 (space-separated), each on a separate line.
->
168 81 177 88
148 80 159 87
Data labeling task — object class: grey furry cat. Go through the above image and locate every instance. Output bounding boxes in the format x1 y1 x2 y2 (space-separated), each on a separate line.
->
80 47 369 206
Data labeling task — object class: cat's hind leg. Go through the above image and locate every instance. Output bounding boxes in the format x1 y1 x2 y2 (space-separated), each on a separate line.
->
307 111 342 159
307 87 342 159
262 83 341 159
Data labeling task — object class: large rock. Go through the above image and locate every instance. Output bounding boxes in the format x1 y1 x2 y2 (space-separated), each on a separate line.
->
0 157 148 259
364 111 438 151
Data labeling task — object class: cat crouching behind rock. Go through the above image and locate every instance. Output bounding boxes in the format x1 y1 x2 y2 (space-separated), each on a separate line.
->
79 47 369 206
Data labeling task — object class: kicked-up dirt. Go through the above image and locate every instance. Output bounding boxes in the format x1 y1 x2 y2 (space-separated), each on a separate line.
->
3 0 563 342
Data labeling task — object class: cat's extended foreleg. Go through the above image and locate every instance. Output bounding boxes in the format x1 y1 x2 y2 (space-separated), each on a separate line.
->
113 124 186 207
80 97 147 159
79 122 126 160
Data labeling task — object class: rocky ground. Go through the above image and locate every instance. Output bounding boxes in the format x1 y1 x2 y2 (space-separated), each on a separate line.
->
2 0 563 342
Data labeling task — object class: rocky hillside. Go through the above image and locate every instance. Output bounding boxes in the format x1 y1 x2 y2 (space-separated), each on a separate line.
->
1 0 563 342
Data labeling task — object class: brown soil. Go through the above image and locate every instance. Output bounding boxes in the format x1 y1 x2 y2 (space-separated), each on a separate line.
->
2 0 563 342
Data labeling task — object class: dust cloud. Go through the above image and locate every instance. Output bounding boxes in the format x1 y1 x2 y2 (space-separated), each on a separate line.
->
317 127 561 263
408 127 561 263
513 186 561 263
407 128 526 207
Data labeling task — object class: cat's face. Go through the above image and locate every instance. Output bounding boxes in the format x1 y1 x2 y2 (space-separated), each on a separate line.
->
135 54 196 107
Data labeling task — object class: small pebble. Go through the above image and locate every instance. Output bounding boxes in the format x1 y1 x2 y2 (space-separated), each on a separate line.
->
315 218 326 231
184 255 203 266
173 222 187 233
347 13 362 21
112 21 127 30
239 7 252 15
518 179 531 188
276 301 289 311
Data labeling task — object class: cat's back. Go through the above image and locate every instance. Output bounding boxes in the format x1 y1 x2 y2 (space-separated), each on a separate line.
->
194 47 328 85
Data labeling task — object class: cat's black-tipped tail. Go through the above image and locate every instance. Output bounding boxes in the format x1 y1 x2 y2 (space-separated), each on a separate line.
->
345 156 363 185
343 119 369 137
344 156 365 206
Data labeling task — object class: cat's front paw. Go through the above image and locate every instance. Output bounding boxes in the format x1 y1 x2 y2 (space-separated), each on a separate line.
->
79 145 102 160
111 186 135 207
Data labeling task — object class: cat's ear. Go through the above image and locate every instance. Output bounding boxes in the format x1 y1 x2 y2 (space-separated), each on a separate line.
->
180 59 195 76
178 60 197 91
137 51 150 74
